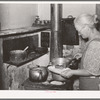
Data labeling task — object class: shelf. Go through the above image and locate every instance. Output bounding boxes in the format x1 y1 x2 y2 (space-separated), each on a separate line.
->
6 52 47 67
1 26 50 38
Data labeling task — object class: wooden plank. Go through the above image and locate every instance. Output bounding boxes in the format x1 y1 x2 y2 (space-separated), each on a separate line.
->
3 32 39 41
0 26 49 38
0 38 9 89
0 38 3 89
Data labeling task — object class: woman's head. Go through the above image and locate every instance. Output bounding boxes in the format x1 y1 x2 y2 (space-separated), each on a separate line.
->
74 13 98 39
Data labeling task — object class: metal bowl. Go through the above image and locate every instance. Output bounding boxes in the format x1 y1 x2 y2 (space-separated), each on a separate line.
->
51 57 71 82
51 72 67 82
52 57 70 68
10 50 27 62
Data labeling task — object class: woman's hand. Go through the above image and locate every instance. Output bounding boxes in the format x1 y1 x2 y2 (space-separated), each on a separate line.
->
60 68 74 78
74 52 82 60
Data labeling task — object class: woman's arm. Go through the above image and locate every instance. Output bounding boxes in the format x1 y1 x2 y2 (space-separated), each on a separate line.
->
62 41 100 79
72 69 92 76
61 68 92 78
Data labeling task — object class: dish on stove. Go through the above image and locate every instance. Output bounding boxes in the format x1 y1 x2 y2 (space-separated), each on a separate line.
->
52 57 70 68
48 66 70 82
50 81 65 85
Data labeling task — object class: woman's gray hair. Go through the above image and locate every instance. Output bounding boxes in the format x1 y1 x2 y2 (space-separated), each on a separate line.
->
74 13 98 28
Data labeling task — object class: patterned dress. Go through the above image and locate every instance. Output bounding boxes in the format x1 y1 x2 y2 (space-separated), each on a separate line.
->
79 38 100 90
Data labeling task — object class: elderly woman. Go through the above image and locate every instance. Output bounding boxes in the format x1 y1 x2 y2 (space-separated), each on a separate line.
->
60 13 100 90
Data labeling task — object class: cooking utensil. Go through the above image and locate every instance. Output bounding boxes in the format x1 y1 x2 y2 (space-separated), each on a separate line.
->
29 65 48 82
52 57 71 68
23 46 29 52
9 48 28 62
48 66 67 82
49 57 71 82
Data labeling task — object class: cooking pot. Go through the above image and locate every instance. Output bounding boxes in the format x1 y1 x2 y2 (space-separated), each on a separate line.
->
51 73 67 82
52 57 71 68
29 65 48 82
9 46 28 62
50 57 71 82
10 50 27 62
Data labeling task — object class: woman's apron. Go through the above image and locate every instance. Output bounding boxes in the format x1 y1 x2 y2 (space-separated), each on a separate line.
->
79 38 100 90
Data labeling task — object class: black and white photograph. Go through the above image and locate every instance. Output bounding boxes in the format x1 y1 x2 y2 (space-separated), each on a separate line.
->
0 1 100 98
